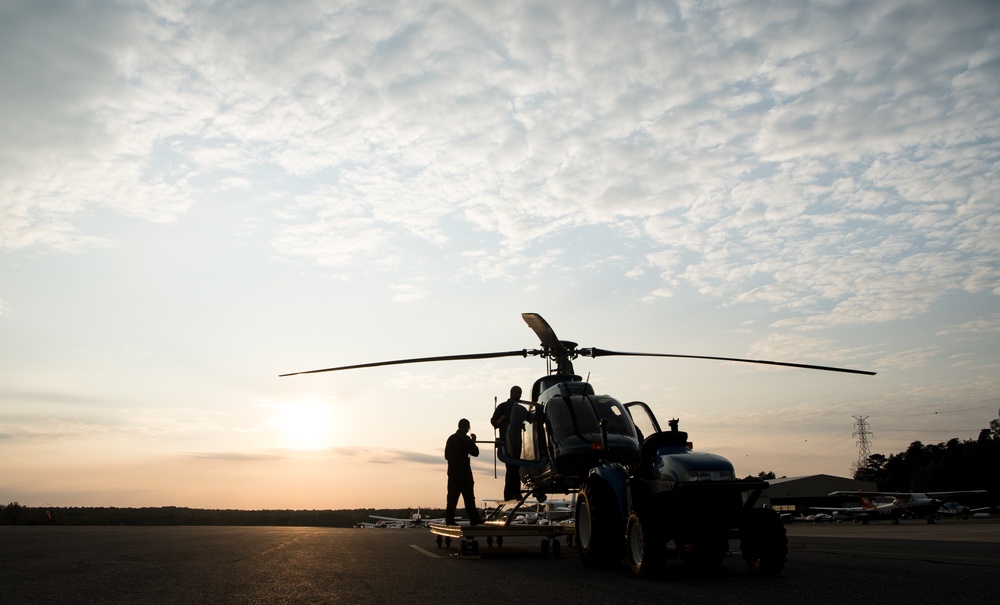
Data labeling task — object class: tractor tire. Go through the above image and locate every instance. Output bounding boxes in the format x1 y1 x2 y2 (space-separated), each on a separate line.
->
626 513 665 577
576 481 622 568
740 507 787 576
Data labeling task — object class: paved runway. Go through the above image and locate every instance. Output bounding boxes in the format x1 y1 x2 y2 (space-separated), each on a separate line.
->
3 519 1000 604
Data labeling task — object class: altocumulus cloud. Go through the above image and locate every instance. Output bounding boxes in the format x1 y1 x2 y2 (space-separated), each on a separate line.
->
0 0 997 330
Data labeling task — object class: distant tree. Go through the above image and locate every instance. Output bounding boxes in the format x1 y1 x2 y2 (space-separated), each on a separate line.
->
851 411 1000 494
855 453 888 485
3 502 21 525
990 408 1000 440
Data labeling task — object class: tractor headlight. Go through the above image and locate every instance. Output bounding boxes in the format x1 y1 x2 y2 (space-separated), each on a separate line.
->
683 470 735 482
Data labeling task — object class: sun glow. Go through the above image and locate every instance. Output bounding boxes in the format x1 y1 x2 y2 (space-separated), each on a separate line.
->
269 401 336 449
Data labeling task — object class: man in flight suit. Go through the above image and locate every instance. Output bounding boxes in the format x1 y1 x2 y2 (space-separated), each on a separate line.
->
445 418 483 526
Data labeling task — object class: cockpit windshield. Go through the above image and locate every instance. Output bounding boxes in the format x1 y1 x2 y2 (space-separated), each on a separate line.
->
545 393 637 442
591 395 635 436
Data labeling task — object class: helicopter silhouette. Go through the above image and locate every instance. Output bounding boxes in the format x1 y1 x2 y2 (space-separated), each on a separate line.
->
282 312 874 574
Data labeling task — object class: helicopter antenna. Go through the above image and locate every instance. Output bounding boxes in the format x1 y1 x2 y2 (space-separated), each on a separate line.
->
493 396 498 480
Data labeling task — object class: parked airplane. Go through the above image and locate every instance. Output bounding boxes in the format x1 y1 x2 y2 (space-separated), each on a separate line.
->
784 513 834 523
482 498 575 525
468 497 576 552
354 520 392 528
937 501 992 519
368 510 444 528
817 490 989 524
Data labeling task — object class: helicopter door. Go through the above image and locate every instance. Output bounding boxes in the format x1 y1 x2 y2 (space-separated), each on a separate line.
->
507 402 547 464
623 401 661 441
505 402 527 460
521 414 539 462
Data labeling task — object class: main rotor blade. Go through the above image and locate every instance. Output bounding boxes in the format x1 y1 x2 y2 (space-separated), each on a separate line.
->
279 350 535 377
521 312 562 349
579 348 876 376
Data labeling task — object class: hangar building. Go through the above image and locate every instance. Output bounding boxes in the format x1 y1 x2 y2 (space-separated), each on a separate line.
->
760 474 877 516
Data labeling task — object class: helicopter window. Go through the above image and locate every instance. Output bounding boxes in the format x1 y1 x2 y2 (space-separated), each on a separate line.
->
505 402 546 463
543 395 636 442
591 395 635 437
521 409 541 462
545 397 599 439
505 402 528 459
623 401 660 440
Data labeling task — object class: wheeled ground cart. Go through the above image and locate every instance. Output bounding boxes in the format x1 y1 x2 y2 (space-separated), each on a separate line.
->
429 520 574 557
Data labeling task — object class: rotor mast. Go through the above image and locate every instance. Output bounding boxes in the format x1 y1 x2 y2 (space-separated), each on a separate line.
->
521 313 578 375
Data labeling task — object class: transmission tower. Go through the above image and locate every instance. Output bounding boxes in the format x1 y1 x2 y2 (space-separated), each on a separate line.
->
852 415 873 470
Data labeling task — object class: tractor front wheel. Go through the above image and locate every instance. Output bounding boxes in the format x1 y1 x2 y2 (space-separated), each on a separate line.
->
626 513 665 576
576 481 621 568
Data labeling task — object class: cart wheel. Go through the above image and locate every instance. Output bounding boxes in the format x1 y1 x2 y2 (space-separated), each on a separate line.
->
552 539 561 557
540 539 550 557
435 536 443 548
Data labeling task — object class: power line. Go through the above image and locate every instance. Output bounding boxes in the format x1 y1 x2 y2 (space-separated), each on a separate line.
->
778 436 857 477
876 428 982 433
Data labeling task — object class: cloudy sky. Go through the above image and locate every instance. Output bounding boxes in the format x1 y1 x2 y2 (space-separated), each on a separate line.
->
1 0 998 510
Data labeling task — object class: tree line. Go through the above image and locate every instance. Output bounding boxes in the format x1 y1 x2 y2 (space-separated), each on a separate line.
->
1 504 448 527
853 413 1000 493
7 416 1000 525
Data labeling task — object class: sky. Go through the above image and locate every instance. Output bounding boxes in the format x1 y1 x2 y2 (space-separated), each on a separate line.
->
1 0 998 510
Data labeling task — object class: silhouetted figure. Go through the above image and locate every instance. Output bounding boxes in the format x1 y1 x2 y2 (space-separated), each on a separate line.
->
491 385 523 501
445 418 483 526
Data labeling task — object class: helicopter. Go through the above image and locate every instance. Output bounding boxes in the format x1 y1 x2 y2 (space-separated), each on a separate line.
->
282 312 875 574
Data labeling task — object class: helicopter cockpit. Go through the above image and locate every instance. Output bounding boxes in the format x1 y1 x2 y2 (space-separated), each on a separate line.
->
505 379 642 490
543 388 638 445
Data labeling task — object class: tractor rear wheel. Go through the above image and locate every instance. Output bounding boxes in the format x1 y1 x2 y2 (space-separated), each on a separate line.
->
740 508 787 576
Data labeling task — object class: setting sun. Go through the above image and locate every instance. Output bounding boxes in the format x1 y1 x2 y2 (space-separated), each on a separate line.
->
269 401 335 449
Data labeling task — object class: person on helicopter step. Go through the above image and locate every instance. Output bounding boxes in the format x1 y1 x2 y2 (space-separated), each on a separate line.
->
444 418 483 526
491 385 523 501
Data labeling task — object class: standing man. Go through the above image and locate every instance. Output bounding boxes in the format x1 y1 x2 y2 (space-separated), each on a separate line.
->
445 418 483 526
491 385 523 501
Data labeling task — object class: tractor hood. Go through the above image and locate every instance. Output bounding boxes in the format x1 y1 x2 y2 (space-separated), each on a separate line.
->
653 446 736 483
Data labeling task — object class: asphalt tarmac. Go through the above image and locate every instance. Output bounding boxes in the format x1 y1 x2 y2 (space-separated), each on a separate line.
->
2 519 1000 604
